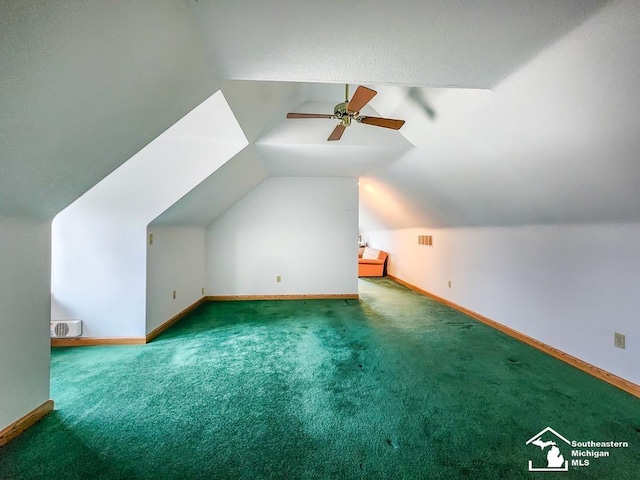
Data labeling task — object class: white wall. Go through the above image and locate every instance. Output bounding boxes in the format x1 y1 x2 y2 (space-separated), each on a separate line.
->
146 226 206 334
363 224 640 385
0 217 51 430
207 177 358 296
52 212 147 337
51 138 246 337
51 91 247 338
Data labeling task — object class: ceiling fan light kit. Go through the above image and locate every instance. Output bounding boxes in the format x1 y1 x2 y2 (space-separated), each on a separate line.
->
286 84 406 141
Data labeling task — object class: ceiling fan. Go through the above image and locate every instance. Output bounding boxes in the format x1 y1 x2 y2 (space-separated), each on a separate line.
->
286 85 405 141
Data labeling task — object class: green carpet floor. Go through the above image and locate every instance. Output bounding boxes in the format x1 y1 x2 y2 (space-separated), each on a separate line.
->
1 278 638 479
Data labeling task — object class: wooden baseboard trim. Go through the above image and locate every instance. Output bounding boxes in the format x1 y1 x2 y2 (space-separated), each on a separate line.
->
51 299 209 347
388 274 640 398
51 337 146 347
0 400 54 447
146 297 207 343
52 294 358 347
206 294 360 301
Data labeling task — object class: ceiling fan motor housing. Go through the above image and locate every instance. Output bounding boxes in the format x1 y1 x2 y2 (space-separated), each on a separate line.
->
334 102 352 126
334 102 349 117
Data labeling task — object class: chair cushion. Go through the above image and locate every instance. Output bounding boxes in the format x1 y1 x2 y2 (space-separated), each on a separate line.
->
361 247 380 260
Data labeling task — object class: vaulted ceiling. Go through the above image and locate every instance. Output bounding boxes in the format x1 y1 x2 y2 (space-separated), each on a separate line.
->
187 0 606 88
3 0 639 229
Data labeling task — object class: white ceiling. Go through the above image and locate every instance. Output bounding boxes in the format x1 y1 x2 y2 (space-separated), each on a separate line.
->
0 0 217 218
187 0 606 88
359 0 640 228
2 0 639 231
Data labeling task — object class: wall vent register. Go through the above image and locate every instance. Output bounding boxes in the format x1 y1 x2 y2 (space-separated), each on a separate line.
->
50 320 82 338
418 235 433 246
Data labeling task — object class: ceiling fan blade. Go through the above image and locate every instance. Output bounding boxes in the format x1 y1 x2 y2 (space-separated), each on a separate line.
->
287 113 335 119
347 86 377 113
328 124 346 141
359 116 405 130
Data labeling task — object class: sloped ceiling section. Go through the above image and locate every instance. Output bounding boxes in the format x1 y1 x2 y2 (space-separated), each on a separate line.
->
3 0 632 232
256 144 410 178
249 82 414 177
0 0 218 218
187 0 606 88
151 146 268 227
360 0 640 229
150 137 413 228
57 89 248 227
151 80 415 227
220 81 307 143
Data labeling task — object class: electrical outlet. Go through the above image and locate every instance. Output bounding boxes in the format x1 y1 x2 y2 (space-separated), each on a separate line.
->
202 287 205 295
148 233 153 245
276 275 282 283
614 332 625 349
172 290 176 300
448 280 452 288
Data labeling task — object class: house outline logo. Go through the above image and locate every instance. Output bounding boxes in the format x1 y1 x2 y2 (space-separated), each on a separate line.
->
526 427 570 472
